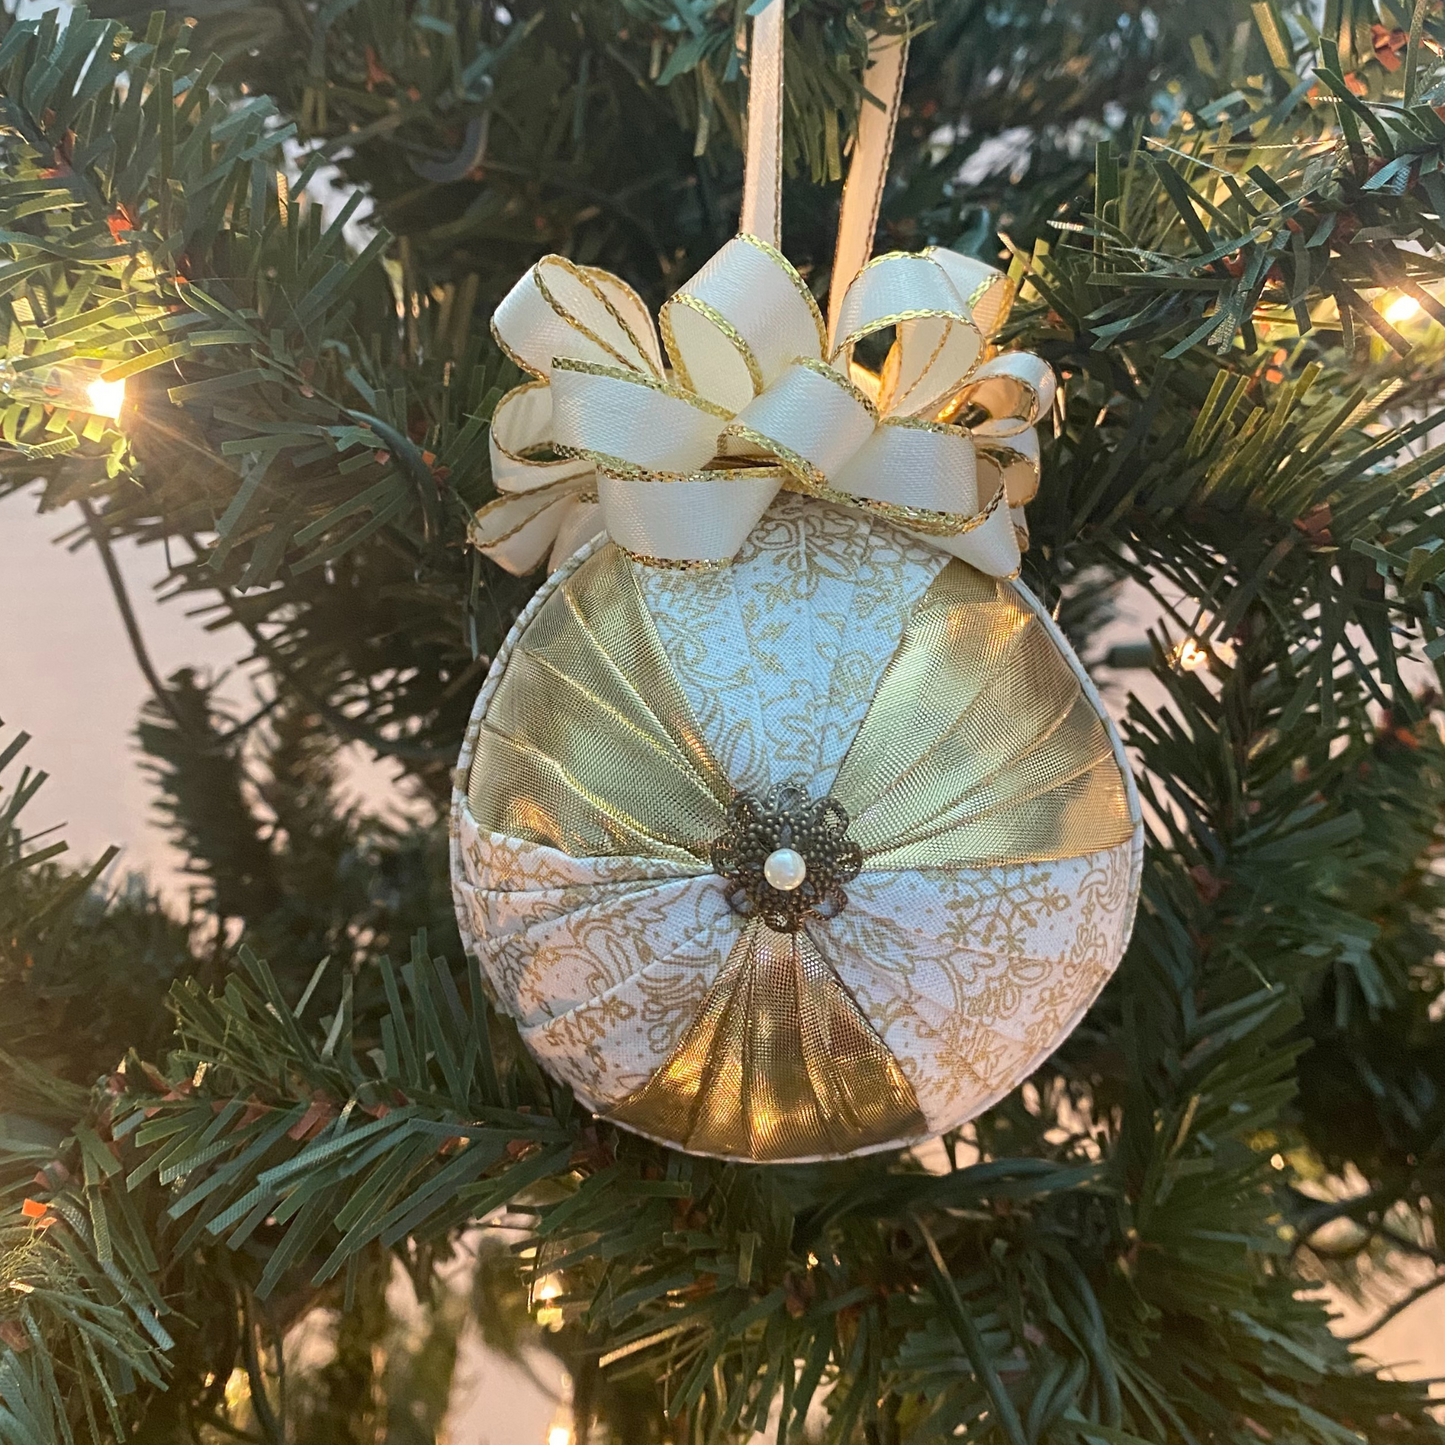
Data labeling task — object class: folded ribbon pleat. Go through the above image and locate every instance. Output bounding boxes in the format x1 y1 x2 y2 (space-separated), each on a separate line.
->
472 233 1056 574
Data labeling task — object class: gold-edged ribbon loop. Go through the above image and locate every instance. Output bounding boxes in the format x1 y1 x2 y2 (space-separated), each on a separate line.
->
472 233 1054 574
550 360 726 476
831 252 985 418
662 235 827 411
492 255 663 378
599 470 784 566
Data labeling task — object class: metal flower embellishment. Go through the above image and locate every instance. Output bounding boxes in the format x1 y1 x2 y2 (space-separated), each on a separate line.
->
711 782 863 934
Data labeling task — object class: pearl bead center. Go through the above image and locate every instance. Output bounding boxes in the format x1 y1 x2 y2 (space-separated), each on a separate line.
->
763 847 807 892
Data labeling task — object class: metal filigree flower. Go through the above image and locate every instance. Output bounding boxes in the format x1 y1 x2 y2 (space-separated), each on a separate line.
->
711 782 863 933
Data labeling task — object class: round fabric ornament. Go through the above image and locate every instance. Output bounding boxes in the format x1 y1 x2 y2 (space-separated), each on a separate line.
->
452 498 1141 1163
449 9 1142 1163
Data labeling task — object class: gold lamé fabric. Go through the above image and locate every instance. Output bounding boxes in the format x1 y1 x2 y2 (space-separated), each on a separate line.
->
465 534 1135 1162
468 545 732 865
609 917 925 1158
833 562 1136 867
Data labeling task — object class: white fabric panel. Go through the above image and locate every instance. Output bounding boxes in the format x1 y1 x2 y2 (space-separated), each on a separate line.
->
635 494 946 794
524 909 743 1107
817 845 1139 1131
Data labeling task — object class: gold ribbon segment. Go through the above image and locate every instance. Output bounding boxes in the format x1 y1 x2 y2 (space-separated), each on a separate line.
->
468 546 732 863
609 917 926 1160
833 561 1135 867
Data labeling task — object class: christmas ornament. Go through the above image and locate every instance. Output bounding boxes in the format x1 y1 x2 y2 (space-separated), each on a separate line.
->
450 9 1142 1163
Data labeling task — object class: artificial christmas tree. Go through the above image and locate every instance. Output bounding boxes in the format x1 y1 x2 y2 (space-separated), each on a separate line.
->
3 0 1445 1441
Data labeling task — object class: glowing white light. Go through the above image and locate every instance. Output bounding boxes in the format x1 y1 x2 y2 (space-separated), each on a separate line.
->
1385 294 1421 325
548 1427 572 1445
0 362 127 420
85 377 126 420
535 1274 562 1302
1175 638 1208 670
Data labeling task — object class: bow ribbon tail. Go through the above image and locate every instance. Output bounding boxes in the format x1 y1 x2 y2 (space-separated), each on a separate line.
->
473 379 598 575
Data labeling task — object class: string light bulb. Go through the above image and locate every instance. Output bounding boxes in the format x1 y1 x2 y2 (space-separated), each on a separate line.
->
1174 638 1208 670
532 1272 566 1329
85 376 126 419
1385 293 1422 325
0 357 125 420
547 1427 571 1445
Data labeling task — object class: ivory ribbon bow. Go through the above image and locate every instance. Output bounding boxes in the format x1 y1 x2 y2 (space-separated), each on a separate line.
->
473 234 1056 575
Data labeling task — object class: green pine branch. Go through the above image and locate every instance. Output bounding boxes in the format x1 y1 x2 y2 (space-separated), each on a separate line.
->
6 669 1445 1441
1 725 175 1444
1072 8 1445 360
